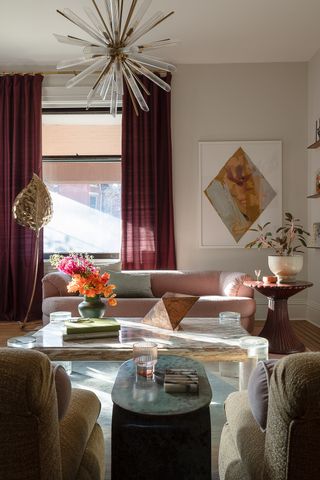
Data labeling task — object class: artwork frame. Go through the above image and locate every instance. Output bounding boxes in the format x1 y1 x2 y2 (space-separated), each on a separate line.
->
199 141 282 248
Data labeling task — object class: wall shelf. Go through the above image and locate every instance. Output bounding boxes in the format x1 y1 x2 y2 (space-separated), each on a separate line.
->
307 140 320 149
307 246 320 249
307 193 320 198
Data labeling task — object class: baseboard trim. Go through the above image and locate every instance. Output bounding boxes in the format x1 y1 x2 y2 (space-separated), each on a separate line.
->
306 300 320 327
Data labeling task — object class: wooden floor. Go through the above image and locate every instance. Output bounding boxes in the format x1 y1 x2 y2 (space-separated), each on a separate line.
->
0 320 320 351
253 320 320 352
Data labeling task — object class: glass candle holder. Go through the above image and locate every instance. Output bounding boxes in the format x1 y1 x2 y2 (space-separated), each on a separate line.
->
238 336 269 391
133 342 158 378
239 336 269 361
219 311 241 327
49 311 72 325
239 356 258 391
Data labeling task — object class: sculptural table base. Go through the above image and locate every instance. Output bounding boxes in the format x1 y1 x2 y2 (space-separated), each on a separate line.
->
244 281 313 355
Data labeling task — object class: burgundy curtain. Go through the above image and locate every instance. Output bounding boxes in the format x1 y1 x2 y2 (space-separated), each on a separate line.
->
121 75 176 270
0 74 43 322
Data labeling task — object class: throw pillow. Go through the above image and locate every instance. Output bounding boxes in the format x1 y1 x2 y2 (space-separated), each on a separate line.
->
107 271 154 298
53 364 72 420
97 261 122 273
247 359 277 432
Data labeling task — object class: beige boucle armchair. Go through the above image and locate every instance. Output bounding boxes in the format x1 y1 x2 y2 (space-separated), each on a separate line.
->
0 348 105 480
219 352 320 480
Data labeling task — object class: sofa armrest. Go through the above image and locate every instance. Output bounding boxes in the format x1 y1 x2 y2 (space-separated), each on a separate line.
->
218 272 254 298
42 272 72 299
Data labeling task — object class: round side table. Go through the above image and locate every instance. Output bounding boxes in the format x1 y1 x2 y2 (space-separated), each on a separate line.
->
244 281 313 354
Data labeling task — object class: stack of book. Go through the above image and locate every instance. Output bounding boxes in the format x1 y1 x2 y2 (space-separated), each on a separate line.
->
164 368 199 394
63 318 120 341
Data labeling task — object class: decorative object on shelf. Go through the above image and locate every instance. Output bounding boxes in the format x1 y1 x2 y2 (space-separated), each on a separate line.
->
245 212 310 283
312 222 320 248
54 0 176 116
143 292 199 330
50 253 117 317
316 119 320 142
12 173 53 328
307 119 320 148
307 169 320 197
199 141 282 248
316 169 320 193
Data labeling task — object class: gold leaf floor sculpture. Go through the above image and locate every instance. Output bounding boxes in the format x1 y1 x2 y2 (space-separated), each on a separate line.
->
12 174 53 327
143 292 200 331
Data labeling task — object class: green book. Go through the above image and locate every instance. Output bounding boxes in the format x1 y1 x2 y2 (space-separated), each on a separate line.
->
65 318 120 335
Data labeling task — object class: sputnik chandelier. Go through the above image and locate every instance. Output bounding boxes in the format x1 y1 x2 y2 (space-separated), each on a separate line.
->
54 0 176 115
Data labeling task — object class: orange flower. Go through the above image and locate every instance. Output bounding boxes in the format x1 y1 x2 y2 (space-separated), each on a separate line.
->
66 270 117 304
108 297 117 306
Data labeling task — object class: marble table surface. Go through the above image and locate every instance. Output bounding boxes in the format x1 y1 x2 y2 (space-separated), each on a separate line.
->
112 356 212 416
28 317 249 362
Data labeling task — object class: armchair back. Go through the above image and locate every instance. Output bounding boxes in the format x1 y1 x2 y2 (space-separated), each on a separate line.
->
0 348 62 479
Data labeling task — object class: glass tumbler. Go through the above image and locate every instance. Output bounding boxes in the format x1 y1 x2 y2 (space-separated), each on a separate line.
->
133 342 158 378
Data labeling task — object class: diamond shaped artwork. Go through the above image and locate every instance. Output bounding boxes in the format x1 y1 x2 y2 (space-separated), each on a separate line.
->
204 147 276 242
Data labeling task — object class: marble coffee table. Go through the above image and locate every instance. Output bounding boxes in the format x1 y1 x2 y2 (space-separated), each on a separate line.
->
29 317 249 362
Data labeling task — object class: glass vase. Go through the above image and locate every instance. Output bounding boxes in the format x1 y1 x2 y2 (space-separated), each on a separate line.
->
78 295 105 319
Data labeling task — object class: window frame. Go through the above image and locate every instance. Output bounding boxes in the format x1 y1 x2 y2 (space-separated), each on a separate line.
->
42 105 122 259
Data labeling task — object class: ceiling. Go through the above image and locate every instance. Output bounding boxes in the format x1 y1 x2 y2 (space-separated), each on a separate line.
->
2 0 320 69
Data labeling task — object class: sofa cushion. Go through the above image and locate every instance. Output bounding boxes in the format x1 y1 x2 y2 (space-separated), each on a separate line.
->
247 359 277 431
107 271 154 298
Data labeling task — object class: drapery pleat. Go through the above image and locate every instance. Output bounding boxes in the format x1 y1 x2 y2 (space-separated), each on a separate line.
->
0 74 43 321
121 74 176 270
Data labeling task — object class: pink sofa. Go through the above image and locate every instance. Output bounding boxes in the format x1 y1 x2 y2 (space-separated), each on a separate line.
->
42 270 256 332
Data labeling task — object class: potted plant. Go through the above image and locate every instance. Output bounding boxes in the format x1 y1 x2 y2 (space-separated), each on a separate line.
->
245 212 310 283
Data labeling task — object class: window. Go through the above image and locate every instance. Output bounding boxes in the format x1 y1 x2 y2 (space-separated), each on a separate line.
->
42 112 121 258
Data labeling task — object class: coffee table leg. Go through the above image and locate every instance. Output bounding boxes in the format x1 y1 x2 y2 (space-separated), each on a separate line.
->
259 297 305 354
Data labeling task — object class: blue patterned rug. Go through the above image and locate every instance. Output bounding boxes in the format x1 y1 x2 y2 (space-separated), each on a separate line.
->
69 361 238 480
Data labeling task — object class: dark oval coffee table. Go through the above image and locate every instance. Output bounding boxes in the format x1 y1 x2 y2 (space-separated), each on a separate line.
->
244 280 313 354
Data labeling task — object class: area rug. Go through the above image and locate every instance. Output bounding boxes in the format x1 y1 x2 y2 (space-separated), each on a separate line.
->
69 360 238 480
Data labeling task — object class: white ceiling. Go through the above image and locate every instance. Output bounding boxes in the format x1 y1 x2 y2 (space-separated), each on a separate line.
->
2 0 320 69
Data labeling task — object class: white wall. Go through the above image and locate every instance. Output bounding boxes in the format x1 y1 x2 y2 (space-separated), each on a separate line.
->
41 64 309 320
171 63 308 319
307 50 320 326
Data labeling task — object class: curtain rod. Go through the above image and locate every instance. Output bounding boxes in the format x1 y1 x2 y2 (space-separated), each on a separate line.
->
0 69 167 77
0 71 78 76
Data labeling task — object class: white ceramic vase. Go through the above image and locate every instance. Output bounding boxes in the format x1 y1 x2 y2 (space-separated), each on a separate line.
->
268 255 303 283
